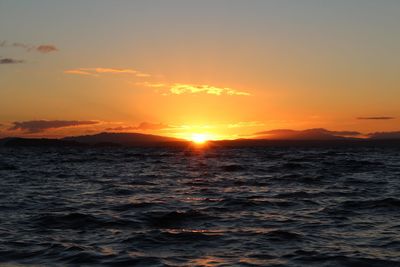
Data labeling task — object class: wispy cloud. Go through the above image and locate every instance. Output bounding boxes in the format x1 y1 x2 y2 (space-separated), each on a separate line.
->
170 83 250 96
0 58 24 64
64 67 150 77
36 45 58 53
228 121 265 128
106 122 170 132
0 41 58 53
254 128 362 139
65 66 250 96
357 116 395 120
140 82 250 96
9 120 99 133
136 82 167 88
64 69 94 76
255 128 362 136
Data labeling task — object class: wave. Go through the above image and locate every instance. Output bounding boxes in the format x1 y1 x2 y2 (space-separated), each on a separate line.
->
0 162 18 171
293 254 400 267
219 197 296 209
1 146 400 266
340 197 400 210
263 230 303 241
32 212 137 229
145 210 214 228
275 191 327 199
221 164 246 172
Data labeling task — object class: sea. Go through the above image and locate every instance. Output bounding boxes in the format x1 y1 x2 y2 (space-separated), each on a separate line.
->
0 145 399 266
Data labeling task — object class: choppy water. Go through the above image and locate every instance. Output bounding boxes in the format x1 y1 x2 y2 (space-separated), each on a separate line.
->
0 145 400 266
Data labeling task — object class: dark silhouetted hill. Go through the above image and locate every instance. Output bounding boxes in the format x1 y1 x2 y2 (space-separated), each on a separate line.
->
62 132 186 146
1 129 400 148
368 131 400 140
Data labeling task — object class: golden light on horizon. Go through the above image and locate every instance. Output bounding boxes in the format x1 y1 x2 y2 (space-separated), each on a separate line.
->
176 129 237 143
190 133 209 144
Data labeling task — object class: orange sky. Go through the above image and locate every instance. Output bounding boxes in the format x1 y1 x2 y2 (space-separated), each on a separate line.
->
1 1 399 140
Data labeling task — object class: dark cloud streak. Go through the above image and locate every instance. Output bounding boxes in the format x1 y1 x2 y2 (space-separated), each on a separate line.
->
0 58 24 64
0 41 58 53
36 45 58 53
9 120 99 133
357 116 395 120
254 128 362 140
255 128 361 137
106 122 169 132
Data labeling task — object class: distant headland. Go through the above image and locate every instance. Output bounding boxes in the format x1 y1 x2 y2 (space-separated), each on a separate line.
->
2 130 400 148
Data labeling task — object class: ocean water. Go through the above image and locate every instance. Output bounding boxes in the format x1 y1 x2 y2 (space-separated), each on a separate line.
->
0 145 400 267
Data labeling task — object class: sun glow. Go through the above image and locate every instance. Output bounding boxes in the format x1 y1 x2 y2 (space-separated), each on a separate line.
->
191 133 209 144
177 129 228 143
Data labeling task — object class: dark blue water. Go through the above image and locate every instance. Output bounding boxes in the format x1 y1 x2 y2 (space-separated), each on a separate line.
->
0 146 400 266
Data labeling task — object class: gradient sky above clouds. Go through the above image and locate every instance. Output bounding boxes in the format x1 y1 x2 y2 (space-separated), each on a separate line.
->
0 0 399 139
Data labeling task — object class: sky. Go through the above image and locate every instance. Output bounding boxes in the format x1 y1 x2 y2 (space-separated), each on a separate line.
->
1 0 399 140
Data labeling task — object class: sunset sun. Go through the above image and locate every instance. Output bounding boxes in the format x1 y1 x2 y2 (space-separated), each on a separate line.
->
1 1 399 266
190 133 209 144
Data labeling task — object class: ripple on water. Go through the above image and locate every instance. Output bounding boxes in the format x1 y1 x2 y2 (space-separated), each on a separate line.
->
0 146 399 266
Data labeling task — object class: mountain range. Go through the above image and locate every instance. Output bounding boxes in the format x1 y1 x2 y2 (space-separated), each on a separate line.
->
1 129 400 147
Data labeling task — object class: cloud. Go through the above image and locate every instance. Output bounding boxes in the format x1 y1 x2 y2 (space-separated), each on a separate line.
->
134 122 170 130
321 129 361 136
140 82 250 96
64 67 150 78
170 83 250 96
36 45 58 53
136 82 167 88
367 131 400 139
91 68 137 74
64 69 94 76
0 41 58 53
106 122 170 132
66 66 250 97
67 67 250 96
254 128 362 140
255 129 296 135
105 126 137 131
255 128 361 136
0 58 24 64
228 121 265 128
357 116 395 120
9 120 99 133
